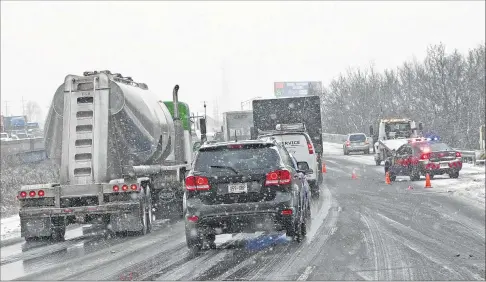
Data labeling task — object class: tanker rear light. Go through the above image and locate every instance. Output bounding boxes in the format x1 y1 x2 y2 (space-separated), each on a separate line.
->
18 190 45 199
112 184 139 193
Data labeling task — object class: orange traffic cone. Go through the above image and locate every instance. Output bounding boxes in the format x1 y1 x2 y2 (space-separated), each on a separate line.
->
425 173 432 188
352 169 357 179
385 172 391 184
322 162 327 173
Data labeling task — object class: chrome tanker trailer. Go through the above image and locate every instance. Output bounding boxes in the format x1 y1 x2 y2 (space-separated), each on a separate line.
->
17 70 193 240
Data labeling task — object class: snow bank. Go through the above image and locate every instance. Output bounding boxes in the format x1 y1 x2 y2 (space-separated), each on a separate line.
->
428 165 485 209
0 215 20 241
0 160 59 218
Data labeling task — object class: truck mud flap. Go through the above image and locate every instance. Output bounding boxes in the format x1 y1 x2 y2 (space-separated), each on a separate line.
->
109 212 143 232
21 217 53 238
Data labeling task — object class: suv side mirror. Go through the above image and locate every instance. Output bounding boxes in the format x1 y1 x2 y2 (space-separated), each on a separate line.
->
297 162 313 175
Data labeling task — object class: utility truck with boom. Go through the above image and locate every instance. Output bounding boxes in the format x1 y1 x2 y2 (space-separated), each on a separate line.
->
370 118 423 166
17 70 193 240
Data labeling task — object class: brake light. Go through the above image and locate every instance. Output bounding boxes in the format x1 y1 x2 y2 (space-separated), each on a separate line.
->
37 190 45 197
185 176 211 191
345 141 350 146
113 185 119 192
227 144 243 149
29 191 36 197
130 184 138 191
281 209 293 215
19 191 27 198
187 215 199 222
122 184 129 191
265 169 291 186
420 153 431 160
455 152 461 158
307 142 314 154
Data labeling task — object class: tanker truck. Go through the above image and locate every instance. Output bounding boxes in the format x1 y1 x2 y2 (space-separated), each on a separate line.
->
17 70 193 240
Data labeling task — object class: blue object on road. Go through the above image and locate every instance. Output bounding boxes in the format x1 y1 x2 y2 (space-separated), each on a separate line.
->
245 233 288 251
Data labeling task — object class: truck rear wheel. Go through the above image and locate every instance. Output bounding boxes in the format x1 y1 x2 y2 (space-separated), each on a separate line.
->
51 217 66 241
145 185 153 233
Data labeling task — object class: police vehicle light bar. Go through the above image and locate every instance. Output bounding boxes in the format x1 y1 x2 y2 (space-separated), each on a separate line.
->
408 137 428 143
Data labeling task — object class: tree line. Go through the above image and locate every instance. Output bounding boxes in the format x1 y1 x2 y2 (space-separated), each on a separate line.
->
321 42 485 149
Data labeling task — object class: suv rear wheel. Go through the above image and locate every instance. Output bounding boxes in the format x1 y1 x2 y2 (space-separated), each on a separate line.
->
449 171 459 178
185 228 203 251
409 166 421 181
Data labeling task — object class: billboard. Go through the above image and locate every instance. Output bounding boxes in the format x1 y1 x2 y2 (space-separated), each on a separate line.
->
274 81 322 98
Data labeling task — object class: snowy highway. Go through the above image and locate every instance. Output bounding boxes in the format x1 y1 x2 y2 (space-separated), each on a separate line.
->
1 143 484 281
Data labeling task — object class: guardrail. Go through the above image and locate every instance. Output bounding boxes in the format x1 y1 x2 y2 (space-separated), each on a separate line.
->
1 137 45 156
322 133 347 144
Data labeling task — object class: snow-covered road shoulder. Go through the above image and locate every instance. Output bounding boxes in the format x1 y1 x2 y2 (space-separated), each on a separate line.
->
429 164 485 209
1 215 20 242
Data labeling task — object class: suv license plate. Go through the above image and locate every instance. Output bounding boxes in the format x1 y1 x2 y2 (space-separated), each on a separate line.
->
440 163 449 168
228 183 248 194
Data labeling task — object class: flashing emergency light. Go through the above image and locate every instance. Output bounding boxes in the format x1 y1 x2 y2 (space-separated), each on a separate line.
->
424 133 440 141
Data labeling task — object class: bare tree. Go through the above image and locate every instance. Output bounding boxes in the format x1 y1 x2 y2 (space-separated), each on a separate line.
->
25 100 43 122
321 42 486 149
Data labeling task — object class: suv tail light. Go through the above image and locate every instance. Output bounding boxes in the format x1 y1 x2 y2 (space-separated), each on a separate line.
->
281 209 293 216
307 142 314 154
345 141 350 147
420 153 431 160
185 176 211 191
265 169 291 186
455 152 462 158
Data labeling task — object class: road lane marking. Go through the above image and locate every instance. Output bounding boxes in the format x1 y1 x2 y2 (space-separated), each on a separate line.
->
297 266 315 280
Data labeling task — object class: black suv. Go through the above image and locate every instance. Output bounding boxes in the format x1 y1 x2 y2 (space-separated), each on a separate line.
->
184 139 312 250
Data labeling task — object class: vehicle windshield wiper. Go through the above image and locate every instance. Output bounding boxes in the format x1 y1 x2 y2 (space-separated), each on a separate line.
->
210 165 239 174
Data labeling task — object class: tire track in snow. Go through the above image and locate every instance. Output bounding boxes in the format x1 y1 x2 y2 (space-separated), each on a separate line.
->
12 223 186 281
372 211 481 280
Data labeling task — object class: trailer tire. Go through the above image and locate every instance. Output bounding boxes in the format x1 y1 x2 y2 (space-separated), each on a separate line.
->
51 217 66 241
132 195 148 236
145 185 153 233
51 227 66 241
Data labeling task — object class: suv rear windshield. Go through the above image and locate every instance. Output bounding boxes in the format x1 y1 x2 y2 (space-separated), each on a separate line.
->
349 134 366 141
194 145 280 172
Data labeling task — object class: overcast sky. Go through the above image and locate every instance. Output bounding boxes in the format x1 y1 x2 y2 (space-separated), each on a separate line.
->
1 1 485 120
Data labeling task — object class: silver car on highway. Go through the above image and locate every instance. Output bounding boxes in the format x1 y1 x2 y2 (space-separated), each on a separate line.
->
343 133 371 155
